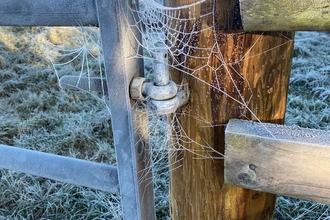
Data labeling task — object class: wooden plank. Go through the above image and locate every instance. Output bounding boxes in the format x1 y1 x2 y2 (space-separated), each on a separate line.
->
96 0 156 219
240 0 330 31
165 0 294 219
225 119 330 204
0 0 98 26
0 144 118 192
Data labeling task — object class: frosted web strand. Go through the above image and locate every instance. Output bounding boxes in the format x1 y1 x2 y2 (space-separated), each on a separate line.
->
126 0 296 152
34 27 109 109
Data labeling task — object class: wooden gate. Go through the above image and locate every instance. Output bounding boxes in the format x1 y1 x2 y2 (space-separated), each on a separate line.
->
0 0 329 219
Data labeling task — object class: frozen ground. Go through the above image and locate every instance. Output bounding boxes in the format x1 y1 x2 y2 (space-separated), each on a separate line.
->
0 27 329 219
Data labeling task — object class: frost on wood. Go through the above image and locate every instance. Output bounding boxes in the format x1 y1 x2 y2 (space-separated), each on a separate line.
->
17 0 329 219
225 119 330 204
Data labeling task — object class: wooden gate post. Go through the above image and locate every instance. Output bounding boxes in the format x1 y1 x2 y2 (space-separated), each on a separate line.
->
165 0 294 219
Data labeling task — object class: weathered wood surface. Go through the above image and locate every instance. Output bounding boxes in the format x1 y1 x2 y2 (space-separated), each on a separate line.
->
225 119 330 204
0 0 98 26
0 144 119 192
96 0 155 219
240 0 330 31
165 0 294 219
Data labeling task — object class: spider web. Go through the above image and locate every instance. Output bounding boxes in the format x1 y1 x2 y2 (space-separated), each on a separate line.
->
29 0 328 219
36 1 292 218
129 0 293 165
127 0 295 218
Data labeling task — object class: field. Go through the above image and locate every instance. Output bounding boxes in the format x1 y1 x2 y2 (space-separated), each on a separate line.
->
0 26 330 219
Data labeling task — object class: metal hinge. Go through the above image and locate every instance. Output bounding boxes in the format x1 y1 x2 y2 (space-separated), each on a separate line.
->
59 50 189 115
129 50 190 115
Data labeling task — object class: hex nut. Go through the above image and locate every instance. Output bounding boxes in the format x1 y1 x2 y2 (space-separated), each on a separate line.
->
130 77 146 100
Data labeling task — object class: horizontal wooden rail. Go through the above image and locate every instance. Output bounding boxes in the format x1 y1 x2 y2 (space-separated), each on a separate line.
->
225 119 330 204
0 144 118 192
0 0 98 26
240 0 330 31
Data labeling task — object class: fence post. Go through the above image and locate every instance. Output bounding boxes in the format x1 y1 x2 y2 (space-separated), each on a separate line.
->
165 0 294 219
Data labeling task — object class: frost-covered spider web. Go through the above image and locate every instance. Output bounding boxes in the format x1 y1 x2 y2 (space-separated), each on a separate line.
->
129 0 292 167
29 0 329 218
128 0 294 218
34 0 291 165
33 26 109 110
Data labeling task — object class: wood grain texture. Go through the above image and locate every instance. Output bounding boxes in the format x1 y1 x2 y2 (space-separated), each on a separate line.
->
225 119 330 204
240 0 330 31
164 0 294 219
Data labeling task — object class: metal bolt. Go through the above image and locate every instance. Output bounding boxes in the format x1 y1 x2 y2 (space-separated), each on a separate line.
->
153 50 169 86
